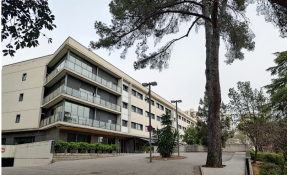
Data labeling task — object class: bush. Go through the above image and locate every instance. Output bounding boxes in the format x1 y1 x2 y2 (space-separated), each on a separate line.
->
107 145 113 152
68 142 79 149
260 162 287 175
54 140 68 150
94 143 103 151
141 145 148 152
111 144 118 151
78 142 89 150
250 150 285 165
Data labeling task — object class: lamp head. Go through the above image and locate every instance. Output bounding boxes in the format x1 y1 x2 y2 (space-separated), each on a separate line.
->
142 83 148 87
150 82 157 86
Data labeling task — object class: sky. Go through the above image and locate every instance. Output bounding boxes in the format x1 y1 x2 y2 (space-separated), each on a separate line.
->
1 1 287 112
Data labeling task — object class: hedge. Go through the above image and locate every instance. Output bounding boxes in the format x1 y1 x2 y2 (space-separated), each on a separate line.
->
250 150 285 165
54 140 118 151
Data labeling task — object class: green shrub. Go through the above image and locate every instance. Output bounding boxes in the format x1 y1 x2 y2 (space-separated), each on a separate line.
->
255 152 284 165
68 142 79 149
78 142 89 150
107 145 113 152
54 140 68 150
95 143 103 151
260 163 287 175
88 143 96 150
111 144 118 151
141 145 148 151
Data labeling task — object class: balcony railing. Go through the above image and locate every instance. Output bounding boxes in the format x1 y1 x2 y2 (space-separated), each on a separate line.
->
40 112 121 132
45 60 121 93
42 85 121 112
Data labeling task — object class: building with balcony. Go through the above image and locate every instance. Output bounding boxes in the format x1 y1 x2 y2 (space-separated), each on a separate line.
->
1 37 196 153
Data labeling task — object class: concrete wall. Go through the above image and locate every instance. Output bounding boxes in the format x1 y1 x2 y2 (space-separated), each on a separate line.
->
2 55 52 131
179 144 247 152
2 140 53 167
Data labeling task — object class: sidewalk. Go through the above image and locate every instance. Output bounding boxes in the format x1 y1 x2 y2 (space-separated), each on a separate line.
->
201 152 246 175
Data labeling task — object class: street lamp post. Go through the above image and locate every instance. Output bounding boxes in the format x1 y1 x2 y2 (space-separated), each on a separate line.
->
142 81 157 163
171 100 182 157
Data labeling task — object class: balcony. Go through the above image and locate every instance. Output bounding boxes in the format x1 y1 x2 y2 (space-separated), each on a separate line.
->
45 60 121 93
42 85 121 112
40 112 121 132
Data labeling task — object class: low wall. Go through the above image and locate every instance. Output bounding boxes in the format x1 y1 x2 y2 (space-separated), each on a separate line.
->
2 140 53 167
2 145 16 158
179 144 247 152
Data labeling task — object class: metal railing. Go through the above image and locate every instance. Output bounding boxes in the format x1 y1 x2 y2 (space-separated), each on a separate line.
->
42 85 121 112
40 112 121 132
45 60 121 93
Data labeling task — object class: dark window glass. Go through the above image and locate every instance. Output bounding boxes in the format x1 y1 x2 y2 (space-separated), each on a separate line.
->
67 133 77 142
15 114 20 123
122 102 128 109
19 93 24 101
137 108 143 115
77 134 87 142
14 137 34 145
157 116 161 121
22 73 27 81
123 85 128 92
132 90 136 96
122 120 128 127
2 138 6 145
131 105 136 112
131 122 136 129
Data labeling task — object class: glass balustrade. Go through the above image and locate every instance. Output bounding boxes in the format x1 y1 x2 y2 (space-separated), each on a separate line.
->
45 60 121 93
42 85 121 112
40 112 121 132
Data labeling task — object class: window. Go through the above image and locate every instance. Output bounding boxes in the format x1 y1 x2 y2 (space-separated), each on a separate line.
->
123 85 128 92
132 89 143 100
2 138 6 145
166 108 171 114
122 102 128 109
183 127 186 131
157 116 161 122
15 114 20 123
122 120 128 127
131 105 143 115
178 115 181 120
67 133 91 143
131 122 143 130
179 125 182 129
14 137 35 145
145 98 154 106
182 117 186 122
156 103 164 110
19 93 24 101
187 120 191 124
22 73 27 81
145 111 155 119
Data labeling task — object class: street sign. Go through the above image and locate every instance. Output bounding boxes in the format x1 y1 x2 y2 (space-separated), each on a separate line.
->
51 141 55 146
2 148 5 153
147 125 153 132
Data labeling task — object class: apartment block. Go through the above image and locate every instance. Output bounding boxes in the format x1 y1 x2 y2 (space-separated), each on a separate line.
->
1 37 196 153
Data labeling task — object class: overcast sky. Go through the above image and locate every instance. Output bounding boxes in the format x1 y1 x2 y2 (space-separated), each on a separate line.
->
1 1 287 111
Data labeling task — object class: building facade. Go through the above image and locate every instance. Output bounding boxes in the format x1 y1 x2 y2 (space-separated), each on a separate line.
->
2 37 196 153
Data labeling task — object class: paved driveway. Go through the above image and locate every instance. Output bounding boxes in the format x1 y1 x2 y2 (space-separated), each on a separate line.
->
2 152 234 175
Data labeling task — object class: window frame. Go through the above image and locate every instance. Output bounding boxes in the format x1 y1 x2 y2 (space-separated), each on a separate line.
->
122 120 128 127
123 85 128 92
122 102 128 109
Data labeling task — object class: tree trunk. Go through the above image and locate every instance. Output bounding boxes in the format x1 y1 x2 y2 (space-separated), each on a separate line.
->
253 145 258 163
203 0 222 167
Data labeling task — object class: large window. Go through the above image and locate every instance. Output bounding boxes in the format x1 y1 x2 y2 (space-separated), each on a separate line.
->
67 133 91 143
145 98 154 106
157 116 162 122
2 138 6 145
131 122 143 130
132 89 143 100
156 103 164 110
22 73 27 81
178 115 181 120
14 137 35 145
145 111 155 119
64 101 90 123
131 105 143 115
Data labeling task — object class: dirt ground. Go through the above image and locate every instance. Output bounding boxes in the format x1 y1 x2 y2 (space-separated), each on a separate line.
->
252 162 261 175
